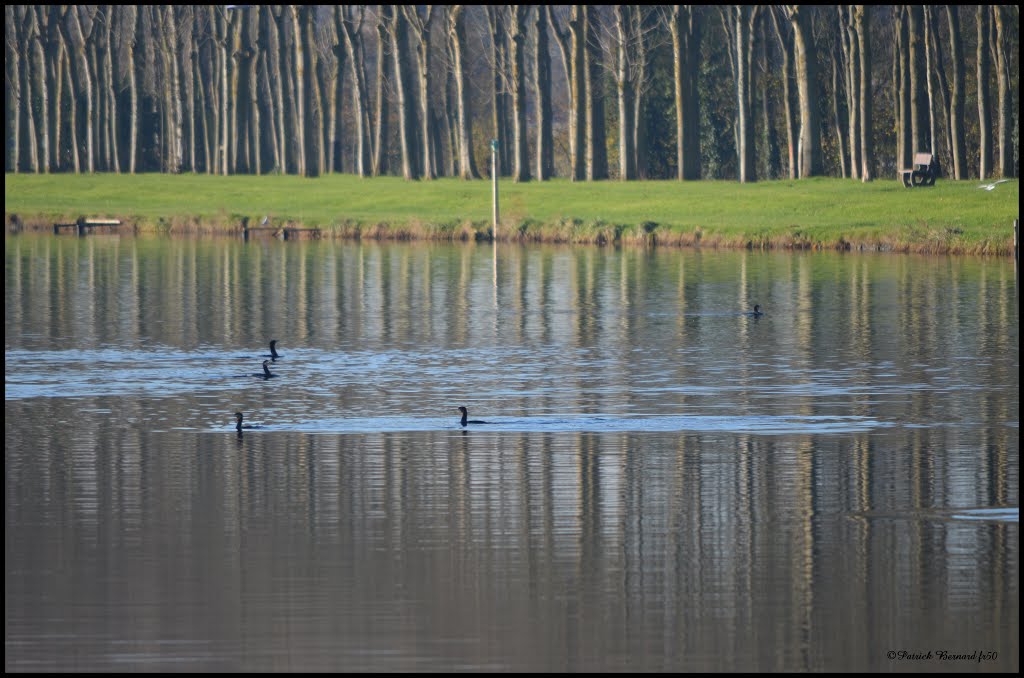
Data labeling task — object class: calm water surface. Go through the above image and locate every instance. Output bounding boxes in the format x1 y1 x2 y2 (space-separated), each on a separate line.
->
5 234 1019 671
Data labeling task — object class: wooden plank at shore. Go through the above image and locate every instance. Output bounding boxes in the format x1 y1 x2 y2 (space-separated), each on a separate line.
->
53 217 122 235
281 227 321 240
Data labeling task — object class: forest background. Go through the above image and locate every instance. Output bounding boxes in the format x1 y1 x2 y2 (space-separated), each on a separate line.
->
5 5 1019 184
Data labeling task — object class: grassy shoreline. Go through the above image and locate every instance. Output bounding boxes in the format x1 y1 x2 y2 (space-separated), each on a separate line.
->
5 173 1019 255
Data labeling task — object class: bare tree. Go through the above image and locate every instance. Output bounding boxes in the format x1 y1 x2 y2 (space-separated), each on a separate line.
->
163 6 184 172
907 6 927 155
447 5 478 179
508 5 530 181
669 5 701 180
390 5 418 180
533 5 553 180
829 20 847 178
339 6 370 176
371 5 390 176
612 5 636 180
785 5 822 177
944 6 965 180
301 5 322 176
20 8 40 172
585 6 607 180
28 7 51 172
992 5 1013 178
5 7 20 172
769 8 796 179
403 6 436 179
486 6 511 176
547 6 585 180
245 9 261 174
839 5 859 179
853 5 872 181
894 6 910 171
976 5 992 180
924 6 950 173
62 5 98 172
726 5 759 182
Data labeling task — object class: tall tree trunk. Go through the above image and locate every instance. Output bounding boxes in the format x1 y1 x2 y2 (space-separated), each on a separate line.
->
841 6 859 180
180 8 196 172
449 6 479 179
548 6 583 180
301 5 321 176
895 7 911 171
403 6 435 180
371 6 390 176
340 6 370 177
925 6 950 171
63 46 80 173
226 10 242 173
391 6 418 180
166 6 183 173
88 38 101 170
49 13 65 171
759 17 779 179
288 5 306 176
992 5 1012 178
671 6 701 180
63 6 95 172
444 62 458 177
533 6 553 180
922 6 938 158
787 5 821 178
331 45 343 172
570 9 585 180
104 6 119 172
975 5 991 180
907 6 927 155
830 40 846 178
632 7 649 179
585 6 607 180
854 5 872 181
22 9 40 172
614 6 635 180
216 7 230 174
259 51 279 173
770 8 797 179
486 7 510 176
30 8 51 172
944 6 965 180
248 19 261 175
735 6 756 182
265 7 286 173
509 5 530 182
5 7 20 172
195 48 211 173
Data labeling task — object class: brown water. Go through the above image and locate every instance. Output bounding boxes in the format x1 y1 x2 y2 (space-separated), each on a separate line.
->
5 234 1019 671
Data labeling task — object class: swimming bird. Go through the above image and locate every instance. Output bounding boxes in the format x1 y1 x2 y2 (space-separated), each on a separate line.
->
748 304 764 317
458 406 489 427
265 340 281 360
255 359 276 379
234 411 262 432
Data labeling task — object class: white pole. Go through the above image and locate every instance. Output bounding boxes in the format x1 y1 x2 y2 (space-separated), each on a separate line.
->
491 139 499 297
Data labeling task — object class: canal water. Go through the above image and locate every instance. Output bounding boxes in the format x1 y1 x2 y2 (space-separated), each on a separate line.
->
5 234 1018 671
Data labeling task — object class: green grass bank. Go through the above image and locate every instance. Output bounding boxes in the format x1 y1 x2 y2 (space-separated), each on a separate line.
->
5 173 1019 255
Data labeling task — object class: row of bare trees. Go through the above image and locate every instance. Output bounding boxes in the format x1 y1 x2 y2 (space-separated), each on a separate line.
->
5 5 1019 181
